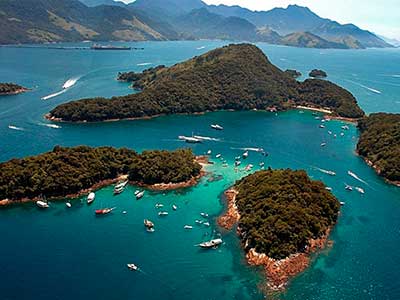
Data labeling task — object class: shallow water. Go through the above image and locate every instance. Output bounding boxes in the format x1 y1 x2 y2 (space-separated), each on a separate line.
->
0 41 399 300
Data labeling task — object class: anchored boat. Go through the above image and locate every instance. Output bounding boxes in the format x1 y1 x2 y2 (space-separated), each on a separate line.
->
87 192 95 204
95 207 116 215
199 238 223 249
36 200 49 208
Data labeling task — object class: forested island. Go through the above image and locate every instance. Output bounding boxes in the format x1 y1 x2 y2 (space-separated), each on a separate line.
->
284 69 302 79
309 69 327 78
0 83 28 95
0 146 202 205
47 44 364 122
219 169 340 290
357 113 400 185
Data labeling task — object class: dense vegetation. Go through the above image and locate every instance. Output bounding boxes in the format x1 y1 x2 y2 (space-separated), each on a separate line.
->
0 83 26 95
357 113 400 182
49 44 364 122
0 146 201 201
309 69 327 78
234 169 340 259
284 69 302 79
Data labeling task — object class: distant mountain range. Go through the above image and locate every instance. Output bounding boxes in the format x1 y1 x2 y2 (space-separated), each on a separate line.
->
0 0 392 49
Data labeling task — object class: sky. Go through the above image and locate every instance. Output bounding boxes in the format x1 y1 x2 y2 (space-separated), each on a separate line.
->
123 0 400 40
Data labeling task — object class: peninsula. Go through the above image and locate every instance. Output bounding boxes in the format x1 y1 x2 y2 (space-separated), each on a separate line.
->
218 169 340 290
0 146 202 205
0 83 28 95
357 113 400 186
47 44 365 122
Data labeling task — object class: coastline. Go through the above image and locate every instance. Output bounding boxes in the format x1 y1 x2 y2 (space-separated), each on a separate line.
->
0 156 209 207
218 187 334 291
0 88 29 96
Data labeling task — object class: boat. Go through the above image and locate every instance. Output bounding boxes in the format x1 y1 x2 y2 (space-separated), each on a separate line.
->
178 135 202 143
259 162 265 167
215 154 222 159
144 219 154 231
235 161 241 167
321 142 327 147
319 124 325 128
66 202 72 208
136 190 145 199
200 212 209 218
114 186 124 195
91 44 131 50
195 219 203 224
325 187 332 191
155 203 164 208
158 211 169 216
211 124 223 130
36 200 49 208
242 151 249 159
172 204 177 210
207 150 212 155
317 168 336 176
341 125 350 130
199 238 223 249
340 202 346 206
355 187 365 194
345 184 353 191
87 192 95 204
127 264 138 271
244 164 253 171
203 222 210 227
95 207 116 215
328 131 332 135
115 180 128 190
184 225 193 229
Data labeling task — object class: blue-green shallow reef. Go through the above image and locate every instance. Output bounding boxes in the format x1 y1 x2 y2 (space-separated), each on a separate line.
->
0 41 399 300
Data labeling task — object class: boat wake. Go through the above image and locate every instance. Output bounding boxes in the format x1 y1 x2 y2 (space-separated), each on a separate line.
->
196 46 206 50
41 89 66 100
231 147 264 152
38 122 62 129
42 76 80 100
345 79 382 94
137 62 153 66
315 167 336 176
193 135 220 142
8 125 25 131
348 170 368 185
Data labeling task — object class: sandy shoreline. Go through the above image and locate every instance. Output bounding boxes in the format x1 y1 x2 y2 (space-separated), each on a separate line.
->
218 187 335 291
0 156 209 207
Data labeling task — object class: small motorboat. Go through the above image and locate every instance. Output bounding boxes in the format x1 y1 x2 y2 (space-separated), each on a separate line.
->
321 142 327 147
66 202 72 208
259 162 265 167
340 202 345 206
345 184 353 191
319 124 325 128
325 187 332 191
235 160 241 167
136 190 145 199
127 264 139 271
242 151 249 159
36 200 49 208
115 180 128 190
172 204 177 210
122 211 127 214
199 238 223 249
341 125 350 130
203 222 210 227
200 212 209 218
95 207 116 215
215 154 222 159
355 187 365 194
328 131 332 135
144 219 155 232
178 135 202 143
87 192 95 204
114 186 124 195
207 150 212 155
195 219 203 224
155 203 164 208
244 164 253 171
210 124 223 130
184 225 193 229
158 211 169 216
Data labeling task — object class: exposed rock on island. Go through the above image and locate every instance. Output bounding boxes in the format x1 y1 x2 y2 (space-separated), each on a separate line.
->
47 44 364 122
218 169 340 290
0 83 28 95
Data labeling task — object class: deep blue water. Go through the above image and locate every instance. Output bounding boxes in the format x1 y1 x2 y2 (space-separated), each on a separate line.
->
0 41 399 300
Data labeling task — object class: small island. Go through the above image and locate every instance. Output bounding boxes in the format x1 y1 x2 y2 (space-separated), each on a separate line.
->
218 169 340 290
0 146 203 205
357 113 400 186
284 69 302 79
47 44 364 122
0 83 28 96
309 69 327 78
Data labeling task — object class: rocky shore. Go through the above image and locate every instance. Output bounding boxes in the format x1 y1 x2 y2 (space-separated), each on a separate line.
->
218 187 334 291
359 154 400 187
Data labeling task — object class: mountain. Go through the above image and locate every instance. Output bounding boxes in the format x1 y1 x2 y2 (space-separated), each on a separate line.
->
47 44 364 122
281 32 348 49
129 0 205 18
207 4 391 48
79 0 126 7
0 0 177 44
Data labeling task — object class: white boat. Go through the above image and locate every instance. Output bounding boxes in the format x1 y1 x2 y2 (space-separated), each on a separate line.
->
136 190 145 199
340 202 345 206
242 151 249 159
319 124 325 128
328 131 332 135
155 203 164 208
355 187 365 194
215 154 222 158
235 161 241 167
158 211 169 216
211 124 223 130
199 238 223 249
207 150 212 155
345 184 353 191
178 135 202 143
66 202 72 208
200 212 209 218
245 164 253 171
321 142 327 147
184 225 193 229
172 204 177 210
341 125 350 130
114 186 124 195
36 201 49 208
87 192 95 204
325 187 332 191
317 168 336 176
195 219 203 224
203 222 210 227
259 162 265 167
115 180 128 190
127 264 138 271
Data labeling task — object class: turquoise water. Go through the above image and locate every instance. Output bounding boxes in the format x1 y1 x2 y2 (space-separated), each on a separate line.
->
0 41 399 300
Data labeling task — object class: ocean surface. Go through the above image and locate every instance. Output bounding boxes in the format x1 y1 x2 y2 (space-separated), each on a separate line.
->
0 41 399 300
